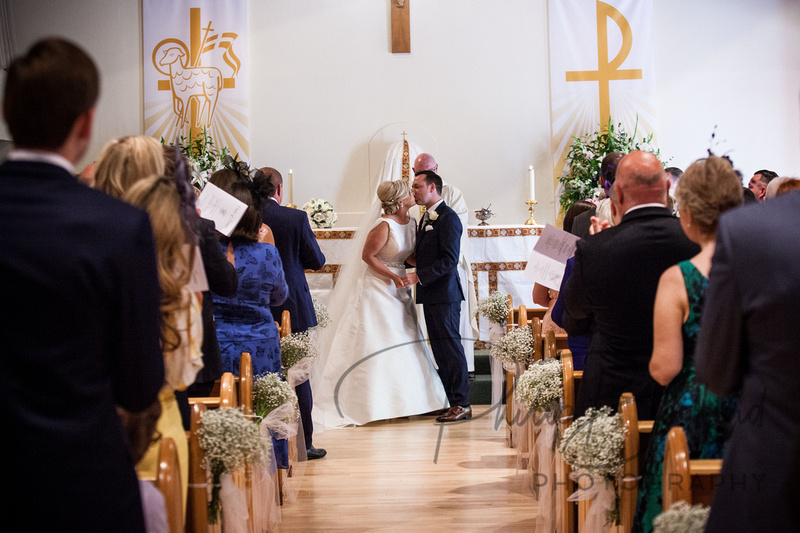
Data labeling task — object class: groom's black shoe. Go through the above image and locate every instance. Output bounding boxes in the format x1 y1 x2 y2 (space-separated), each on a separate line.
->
422 408 450 416
307 447 327 460
435 405 472 423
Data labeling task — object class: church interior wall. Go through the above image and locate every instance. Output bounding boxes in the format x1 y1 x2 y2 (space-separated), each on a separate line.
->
1 0 799 226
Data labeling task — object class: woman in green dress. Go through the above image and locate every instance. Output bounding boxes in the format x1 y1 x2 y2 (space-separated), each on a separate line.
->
633 155 743 532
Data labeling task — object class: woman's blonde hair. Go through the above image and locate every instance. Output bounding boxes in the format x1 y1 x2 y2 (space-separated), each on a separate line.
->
377 180 411 215
95 135 165 198
122 176 192 353
676 155 743 235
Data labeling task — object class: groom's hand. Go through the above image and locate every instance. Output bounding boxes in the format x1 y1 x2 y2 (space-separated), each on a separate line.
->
402 272 420 286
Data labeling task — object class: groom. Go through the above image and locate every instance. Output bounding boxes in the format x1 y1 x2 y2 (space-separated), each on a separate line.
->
403 171 471 423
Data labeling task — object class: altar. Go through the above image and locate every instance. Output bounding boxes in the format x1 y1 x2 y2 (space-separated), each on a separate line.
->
307 224 545 347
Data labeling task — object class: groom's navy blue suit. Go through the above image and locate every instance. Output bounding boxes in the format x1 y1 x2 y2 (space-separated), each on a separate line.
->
415 202 470 407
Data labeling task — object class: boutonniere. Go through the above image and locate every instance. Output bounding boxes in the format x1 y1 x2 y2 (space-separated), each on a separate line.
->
428 210 439 222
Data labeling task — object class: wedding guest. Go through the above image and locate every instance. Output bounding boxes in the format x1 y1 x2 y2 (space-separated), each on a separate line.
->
695 174 800 533
123 175 205 512
747 168 778 202
561 151 699 419
571 151 624 238
775 178 800 196
94 135 165 198
742 187 757 204
0 38 163 531
765 176 799 199
634 155 743 532
257 167 328 460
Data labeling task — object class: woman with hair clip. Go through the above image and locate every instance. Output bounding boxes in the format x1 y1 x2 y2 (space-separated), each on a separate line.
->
314 179 447 428
122 173 205 514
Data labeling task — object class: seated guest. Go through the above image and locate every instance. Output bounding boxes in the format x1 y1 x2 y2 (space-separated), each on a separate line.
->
123 175 204 511
634 155 742 533
0 38 163 531
747 168 778 202
561 151 699 420
94 135 165 198
209 168 290 467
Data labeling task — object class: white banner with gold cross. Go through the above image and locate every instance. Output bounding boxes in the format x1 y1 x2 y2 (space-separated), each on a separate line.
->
548 0 655 186
143 0 249 160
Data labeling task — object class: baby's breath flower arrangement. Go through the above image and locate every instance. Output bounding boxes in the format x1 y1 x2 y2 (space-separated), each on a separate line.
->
302 198 337 229
309 297 331 330
515 358 563 411
253 372 300 424
198 407 268 524
653 502 710 533
490 325 534 367
280 331 318 379
560 406 625 478
477 290 510 324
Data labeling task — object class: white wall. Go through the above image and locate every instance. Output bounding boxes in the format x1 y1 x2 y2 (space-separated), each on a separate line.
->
4 0 800 225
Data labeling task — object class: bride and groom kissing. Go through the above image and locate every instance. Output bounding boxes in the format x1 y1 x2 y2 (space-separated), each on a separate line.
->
314 166 471 427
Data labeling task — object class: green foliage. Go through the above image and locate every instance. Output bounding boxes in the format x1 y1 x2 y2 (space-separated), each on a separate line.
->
558 118 663 213
161 126 231 190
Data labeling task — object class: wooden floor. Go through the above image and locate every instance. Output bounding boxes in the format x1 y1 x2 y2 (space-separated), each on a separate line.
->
279 406 538 532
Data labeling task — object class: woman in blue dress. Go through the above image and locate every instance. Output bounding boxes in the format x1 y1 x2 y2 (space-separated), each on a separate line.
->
633 155 743 532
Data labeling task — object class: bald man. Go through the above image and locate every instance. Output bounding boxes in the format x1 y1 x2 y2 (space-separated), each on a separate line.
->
412 154 479 375
561 151 699 419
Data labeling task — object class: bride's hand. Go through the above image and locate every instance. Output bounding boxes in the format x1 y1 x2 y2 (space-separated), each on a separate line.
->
393 275 406 288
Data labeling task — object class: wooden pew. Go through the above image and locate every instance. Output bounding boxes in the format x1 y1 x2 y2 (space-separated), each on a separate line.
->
218 372 237 408
186 402 210 533
662 426 722 510
558 349 576 533
618 393 641 532
155 437 183 533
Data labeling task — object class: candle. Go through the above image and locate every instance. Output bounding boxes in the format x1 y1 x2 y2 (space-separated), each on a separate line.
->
287 169 294 205
528 165 536 202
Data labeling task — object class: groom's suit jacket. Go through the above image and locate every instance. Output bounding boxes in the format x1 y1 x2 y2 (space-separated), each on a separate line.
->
0 159 164 531
414 201 464 305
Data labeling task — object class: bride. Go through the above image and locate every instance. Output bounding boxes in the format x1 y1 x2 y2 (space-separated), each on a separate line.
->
313 180 448 427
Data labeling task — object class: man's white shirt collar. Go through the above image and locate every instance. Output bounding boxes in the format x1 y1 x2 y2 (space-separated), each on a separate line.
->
428 199 444 212
624 203 666 216
8 149 74 175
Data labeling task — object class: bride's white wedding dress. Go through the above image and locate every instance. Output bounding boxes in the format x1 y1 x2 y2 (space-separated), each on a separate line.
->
314 217 448 427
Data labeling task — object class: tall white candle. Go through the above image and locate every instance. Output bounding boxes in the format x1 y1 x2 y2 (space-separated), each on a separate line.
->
287 169 294 205
528 165 536 202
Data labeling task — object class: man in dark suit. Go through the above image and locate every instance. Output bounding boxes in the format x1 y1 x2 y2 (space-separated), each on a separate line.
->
561 151 698 420
404 170 471 423
695 190 800 533
0 39 164 531
259 167 328 459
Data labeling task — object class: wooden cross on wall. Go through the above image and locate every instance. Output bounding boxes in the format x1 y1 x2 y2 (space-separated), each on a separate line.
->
391 0 410 53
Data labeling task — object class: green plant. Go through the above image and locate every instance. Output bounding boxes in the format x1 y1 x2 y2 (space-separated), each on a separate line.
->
161 126 230 190
559 118 664 213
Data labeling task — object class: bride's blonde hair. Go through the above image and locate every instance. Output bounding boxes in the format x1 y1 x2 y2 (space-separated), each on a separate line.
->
377 180 411 215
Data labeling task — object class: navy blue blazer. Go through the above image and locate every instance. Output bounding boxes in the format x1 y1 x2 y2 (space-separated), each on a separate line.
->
0 160 164 531
261 200 326 332
415 201 464 305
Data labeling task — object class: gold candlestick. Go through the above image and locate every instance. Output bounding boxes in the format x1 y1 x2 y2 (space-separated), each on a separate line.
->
286 203 297 209
524 199 539 226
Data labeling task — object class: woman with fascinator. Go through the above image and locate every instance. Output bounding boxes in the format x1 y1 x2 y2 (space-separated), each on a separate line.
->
313 180 447 427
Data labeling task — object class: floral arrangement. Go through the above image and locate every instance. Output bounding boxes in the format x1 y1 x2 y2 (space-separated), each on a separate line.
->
653 502 710 533
477 290 510 324
280 331 318 379
559 117 663 213
253 372 300 424
515 357 563 411
163 126 230 191
198 407 268 523
490 325 534 367
302 198 338 229
560 406 625 478
309 297 331 330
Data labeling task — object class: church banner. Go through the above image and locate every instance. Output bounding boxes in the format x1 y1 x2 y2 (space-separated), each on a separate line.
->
548 0 655 187
143 0 249 160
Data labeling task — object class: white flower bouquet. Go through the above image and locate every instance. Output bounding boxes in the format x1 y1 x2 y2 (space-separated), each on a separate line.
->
302 198 338 229
198 407 268 524
560 406 625 478
515 357 563 411
309 296 331 330
253 372 300 423
490 324 534 368
653 502 710 533
280 331 318 379
477 290 510 324
163 126 230 190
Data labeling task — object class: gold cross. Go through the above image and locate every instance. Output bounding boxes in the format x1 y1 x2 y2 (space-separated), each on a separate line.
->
565 1 642 130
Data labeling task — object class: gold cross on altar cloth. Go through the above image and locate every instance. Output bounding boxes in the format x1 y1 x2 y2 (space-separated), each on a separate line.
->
565 1 642 130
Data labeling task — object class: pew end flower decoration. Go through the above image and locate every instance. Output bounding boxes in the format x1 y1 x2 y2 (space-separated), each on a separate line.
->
253 372 300 424
198 407 268 524
309 297 331 330
653 502 710 533
280 331 319 381
490 324 534 369
302 198 337 229
477 290 510 325
515 357 563 412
